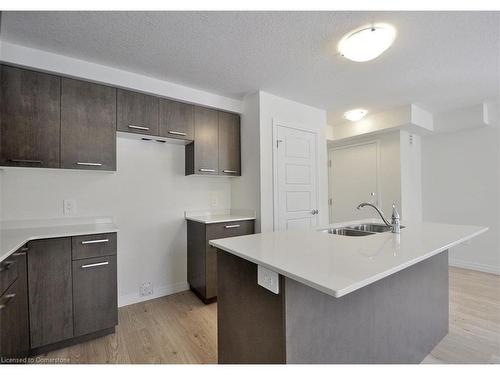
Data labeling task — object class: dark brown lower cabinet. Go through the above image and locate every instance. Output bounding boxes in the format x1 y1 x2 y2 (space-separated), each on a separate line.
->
72 255 118 337
28 238 74 348
187 219 255 303
0 251 30 361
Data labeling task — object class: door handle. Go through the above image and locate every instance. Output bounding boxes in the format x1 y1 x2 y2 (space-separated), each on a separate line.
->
81 239 109 245
128 125 150 131
311 209 319 215
76 162 103 167
168 131 187 136
81 261 109 269
199 168 216 172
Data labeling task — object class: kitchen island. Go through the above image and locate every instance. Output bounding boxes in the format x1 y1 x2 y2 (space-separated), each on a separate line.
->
209 219 487 364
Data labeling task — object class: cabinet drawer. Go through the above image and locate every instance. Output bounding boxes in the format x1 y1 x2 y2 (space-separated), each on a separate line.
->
0 252 20 296
72 255 117 337
207 220 255 240
72 233 117 260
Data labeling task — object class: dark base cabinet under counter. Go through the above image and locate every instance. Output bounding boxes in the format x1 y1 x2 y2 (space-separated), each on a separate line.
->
0 230 118 360
187 218 255 304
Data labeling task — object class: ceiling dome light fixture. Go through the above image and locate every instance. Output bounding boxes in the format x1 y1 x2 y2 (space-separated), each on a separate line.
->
344 109 368 122
338 23 396 62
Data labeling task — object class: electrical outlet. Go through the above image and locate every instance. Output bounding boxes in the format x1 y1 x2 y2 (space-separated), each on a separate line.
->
210 192 219 208
140 282 153 297
257 265 279 294
63 199 77 216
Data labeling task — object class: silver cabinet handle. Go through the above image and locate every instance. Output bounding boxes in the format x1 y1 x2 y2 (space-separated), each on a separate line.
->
224 224 241 229
128 125 150 131
311 209 319 215
0 293 16 310
76 162 103 167
81 239 109 245
168 131 187 136
81 261 109 269
12 247 29 256
222 170 238 174
199 168 216 172
8 159 42 164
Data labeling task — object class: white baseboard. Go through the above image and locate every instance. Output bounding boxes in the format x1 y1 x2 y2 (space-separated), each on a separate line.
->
118 281 189 307
449 258 500 275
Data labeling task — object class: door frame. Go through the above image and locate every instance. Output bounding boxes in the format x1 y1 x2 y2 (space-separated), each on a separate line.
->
272 119 320 232
328 140 381 222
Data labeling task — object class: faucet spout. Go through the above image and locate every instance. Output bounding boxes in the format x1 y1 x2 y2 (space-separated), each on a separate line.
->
356 202 393 227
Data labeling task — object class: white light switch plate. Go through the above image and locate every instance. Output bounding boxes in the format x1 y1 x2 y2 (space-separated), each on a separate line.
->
257 265 279 294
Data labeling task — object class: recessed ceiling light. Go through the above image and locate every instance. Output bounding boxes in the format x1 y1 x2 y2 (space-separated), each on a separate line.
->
338 23 396 62
344 109 368 122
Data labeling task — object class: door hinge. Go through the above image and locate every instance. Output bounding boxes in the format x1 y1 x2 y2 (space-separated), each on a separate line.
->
328 160 332 167
329 198 332 205
276 139 283 148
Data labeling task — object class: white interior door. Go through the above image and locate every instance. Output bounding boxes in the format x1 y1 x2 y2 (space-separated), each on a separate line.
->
275 125 318 231
329 142 379 222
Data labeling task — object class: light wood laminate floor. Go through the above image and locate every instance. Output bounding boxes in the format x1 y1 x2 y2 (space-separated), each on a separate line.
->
40 267 499 364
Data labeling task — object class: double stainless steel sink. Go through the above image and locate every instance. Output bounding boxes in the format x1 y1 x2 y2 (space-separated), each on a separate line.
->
320 223 405 236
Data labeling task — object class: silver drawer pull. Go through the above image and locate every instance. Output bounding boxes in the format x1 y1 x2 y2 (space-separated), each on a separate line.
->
81 239 109 245
12 247 29 256
0 293 16 310
81 261 109 269
199 168 216 172
9 159 42 164
76 162 103 167
223 170 238 174
168 131 187 136
224 224 241 229
128 125 150 131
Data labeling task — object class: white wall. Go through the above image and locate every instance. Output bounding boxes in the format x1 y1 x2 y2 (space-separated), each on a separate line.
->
422 126 500 274
1 136 232 306
328 131 402 221
258 91 328 232
400 131 423 222
230 92 261 232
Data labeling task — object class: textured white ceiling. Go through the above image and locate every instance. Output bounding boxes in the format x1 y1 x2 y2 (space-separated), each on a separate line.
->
1 11 499 123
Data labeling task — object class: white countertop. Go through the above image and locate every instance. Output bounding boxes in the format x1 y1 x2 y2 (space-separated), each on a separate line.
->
0 217 118 262
185 209 256 224
209 219 487 298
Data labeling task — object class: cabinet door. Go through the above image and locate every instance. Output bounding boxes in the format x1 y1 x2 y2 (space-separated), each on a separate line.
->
72 256 117 337
0 251 30 359
61 78 116 171
218 112 241 176
159 99 194 141
117 89 158 136
0 65 60 168
187 106 219 175
28 238 73 348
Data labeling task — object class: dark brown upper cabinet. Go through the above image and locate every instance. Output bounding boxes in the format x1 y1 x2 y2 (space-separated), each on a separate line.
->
186 106 219 175
0 65 61 168
117 89 159 136
159 99 194 141
218 111 241 176
61 78 117 171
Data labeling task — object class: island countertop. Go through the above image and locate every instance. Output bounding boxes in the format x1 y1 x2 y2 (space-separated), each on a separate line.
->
209 219 487 298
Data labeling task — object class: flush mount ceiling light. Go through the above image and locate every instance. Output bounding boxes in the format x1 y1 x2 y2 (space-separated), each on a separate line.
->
344 109 368 122
338 23 396 62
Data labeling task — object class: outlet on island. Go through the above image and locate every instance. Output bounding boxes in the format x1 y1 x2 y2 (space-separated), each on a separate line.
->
257 265 279 294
